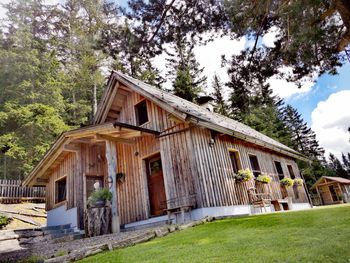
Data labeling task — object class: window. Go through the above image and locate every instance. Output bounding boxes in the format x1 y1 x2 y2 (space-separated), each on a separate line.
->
287 165 295 179
229 151 242 174
249 154 261 177
135 100 149 126
86 176 104 201
55 177 67 204
274 161 284 180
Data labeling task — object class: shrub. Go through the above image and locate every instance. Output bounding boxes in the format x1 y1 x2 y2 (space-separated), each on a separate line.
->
294 178 304 186
256 174 272 184
234 169 253 182
0 215 10 229
87 188 112 207
280 177 294 187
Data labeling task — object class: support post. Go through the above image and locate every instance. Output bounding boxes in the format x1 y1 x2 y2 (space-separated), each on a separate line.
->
105 140 120 233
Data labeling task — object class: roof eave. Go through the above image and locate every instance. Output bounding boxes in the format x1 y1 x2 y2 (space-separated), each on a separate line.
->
187 116 309 162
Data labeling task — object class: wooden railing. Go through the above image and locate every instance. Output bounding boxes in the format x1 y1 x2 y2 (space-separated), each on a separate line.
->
0 179 45 204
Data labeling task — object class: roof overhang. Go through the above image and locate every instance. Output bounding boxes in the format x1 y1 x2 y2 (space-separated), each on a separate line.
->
23 121 159 187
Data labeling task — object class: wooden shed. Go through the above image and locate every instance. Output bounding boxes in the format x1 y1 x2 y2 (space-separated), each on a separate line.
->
312 176 350 205
23 71 311 232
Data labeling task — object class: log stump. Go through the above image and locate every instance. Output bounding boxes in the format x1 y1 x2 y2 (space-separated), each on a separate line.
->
84 206 111 237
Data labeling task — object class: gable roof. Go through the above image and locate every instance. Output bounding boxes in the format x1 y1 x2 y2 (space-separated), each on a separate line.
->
95 71 308 161
312 176 350 188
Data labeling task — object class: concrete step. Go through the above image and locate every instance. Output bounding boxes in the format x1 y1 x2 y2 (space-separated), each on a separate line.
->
41 223 71 231
43 227 75 236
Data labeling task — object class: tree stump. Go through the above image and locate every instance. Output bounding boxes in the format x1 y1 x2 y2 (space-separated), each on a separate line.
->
84 206 111 237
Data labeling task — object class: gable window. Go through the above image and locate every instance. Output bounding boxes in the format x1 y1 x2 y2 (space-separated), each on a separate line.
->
229 150 242 174
135 100 149 126
287 165 295 179
248 154 261 177
274 161 284 180
55 177 67 204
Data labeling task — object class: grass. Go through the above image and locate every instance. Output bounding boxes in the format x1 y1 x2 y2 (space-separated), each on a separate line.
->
80 204 350 263
0 215 10 229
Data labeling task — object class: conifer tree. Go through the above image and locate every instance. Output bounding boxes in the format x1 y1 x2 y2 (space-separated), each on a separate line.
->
281 105 325 159
211 74 229 116
166 36 207 102
328 153 349 179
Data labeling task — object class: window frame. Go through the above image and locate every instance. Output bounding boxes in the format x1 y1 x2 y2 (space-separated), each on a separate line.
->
134 99 149 126
248 154 261 177
228 149 242 174
287 164 296 179
55 176 67 205
274 160 284 180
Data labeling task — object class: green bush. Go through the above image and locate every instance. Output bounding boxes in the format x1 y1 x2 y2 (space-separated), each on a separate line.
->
87 188 112 207
256 174 272 184
0 215 10 229
235 169 253 182
280 177 294 187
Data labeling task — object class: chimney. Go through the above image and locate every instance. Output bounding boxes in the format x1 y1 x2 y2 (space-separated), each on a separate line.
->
197 96 215 112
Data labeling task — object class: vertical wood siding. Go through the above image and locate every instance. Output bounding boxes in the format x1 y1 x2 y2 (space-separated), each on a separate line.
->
45 88 309 227
190 127 309 207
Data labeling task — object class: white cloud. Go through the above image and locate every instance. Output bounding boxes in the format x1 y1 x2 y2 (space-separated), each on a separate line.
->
311 90 350 159
153 35 246 94
268 66 316 99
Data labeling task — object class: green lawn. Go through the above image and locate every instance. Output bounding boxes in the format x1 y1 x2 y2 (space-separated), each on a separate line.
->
0 215 10 229
81 204 350 263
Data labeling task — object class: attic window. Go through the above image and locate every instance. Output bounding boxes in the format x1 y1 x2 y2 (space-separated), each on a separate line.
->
55 177 67 204
135 100 149 126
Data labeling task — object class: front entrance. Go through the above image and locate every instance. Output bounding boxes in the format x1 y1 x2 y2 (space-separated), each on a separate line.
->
146 154 167 216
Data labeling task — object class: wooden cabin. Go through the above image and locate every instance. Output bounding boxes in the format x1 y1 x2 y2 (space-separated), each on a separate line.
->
312 176 350 205
23 71 311 231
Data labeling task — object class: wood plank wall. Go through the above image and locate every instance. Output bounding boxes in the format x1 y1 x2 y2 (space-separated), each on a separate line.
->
45 87 309 227
190 127 309 207
46 152 76 211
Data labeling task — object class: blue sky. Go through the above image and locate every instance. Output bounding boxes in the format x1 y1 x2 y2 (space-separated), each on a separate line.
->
287 62 350 125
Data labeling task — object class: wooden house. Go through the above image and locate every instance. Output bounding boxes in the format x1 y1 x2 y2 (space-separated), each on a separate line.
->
312 176 350 205
23 72 311 231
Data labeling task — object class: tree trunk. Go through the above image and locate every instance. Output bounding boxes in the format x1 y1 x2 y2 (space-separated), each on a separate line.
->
92 83 97 120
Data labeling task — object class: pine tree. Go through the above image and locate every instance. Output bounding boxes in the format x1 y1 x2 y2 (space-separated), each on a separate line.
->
0 0 69 179
166 36 207 102
342 152 350 177
328 153 349 179
211 74 229 116
281 105 325 159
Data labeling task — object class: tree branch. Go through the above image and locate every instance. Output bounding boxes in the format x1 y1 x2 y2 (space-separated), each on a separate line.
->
147 0 176 43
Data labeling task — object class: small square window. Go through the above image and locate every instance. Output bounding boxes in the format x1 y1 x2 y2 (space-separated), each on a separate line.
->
55 177 66 204
135 100 149 126
274 161 284 180
229 151 241 174
287 165 295 179
249 154 261 177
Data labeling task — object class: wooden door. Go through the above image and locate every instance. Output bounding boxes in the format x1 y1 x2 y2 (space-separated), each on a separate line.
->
146 155 167 216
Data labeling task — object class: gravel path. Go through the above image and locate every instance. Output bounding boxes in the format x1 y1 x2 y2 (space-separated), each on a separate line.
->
0 228 155 262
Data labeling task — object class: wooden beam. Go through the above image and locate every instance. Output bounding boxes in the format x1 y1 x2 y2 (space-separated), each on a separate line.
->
36 178 49 184
63 144 80 152
105 140 120 233
96 134 135 145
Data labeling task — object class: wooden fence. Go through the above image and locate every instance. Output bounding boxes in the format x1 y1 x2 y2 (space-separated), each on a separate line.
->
0 179 45 204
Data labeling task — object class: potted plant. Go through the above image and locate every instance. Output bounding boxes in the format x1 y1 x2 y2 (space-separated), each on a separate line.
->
256 174 272 184
280 177 294 187
87 188 112 208
234 169 253 182
294 178 304 187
